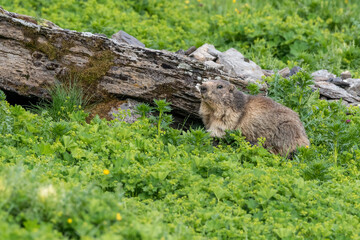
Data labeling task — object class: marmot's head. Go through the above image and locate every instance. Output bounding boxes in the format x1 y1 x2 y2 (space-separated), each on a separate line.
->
197 80 236 106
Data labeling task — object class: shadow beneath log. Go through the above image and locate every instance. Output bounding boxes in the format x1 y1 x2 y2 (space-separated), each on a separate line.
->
1 88 205 131
1 89 41 109
170 111 204 131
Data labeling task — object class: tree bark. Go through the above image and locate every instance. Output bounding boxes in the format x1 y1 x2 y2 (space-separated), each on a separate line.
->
0 8 266 118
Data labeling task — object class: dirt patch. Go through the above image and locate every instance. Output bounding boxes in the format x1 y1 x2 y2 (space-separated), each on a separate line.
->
87 98 126 121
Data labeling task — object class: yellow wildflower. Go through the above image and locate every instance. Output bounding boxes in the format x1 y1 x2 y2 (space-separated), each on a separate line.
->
185 0 189 4
67 218 72 224
305 145 309 149
345 0 348 3
116 213 122 221
233 0 236 3
103 169 110 175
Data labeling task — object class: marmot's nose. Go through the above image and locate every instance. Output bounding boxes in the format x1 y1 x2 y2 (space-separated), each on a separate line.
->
200 86 207 93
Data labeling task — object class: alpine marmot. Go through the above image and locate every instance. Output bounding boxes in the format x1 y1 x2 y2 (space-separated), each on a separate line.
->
197 80 310 156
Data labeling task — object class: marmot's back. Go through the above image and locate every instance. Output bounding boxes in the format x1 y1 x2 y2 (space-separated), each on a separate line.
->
198 80 310 156
239 95 309 156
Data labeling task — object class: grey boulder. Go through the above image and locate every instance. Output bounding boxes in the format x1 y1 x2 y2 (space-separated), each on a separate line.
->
111 30 145 48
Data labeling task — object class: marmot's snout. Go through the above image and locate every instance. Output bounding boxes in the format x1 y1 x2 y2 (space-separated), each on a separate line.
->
198 83 210 99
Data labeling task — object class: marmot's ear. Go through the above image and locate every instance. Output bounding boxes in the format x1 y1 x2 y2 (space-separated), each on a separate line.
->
229 84 235 93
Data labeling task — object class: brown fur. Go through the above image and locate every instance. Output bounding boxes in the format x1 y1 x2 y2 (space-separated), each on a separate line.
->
198 80 310 156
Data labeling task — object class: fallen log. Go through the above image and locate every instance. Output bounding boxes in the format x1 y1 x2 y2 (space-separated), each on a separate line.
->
0 7 266 119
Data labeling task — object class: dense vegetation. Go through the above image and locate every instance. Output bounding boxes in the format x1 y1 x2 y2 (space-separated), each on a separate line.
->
1 72 360 239
1 0 360 239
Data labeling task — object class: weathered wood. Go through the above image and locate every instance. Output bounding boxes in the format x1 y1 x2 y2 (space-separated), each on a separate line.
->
0 8 266 118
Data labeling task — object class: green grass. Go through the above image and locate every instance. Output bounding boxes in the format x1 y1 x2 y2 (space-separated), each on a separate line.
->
29 78 90 121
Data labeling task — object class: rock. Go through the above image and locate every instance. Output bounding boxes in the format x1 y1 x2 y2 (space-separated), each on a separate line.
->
344 79 360 97
185 46 197 55
262 69 274 77
94 33 107 38
313 81 360 103
340 70 351 80
261 67 300 78
207 45 222 58
344 78 360 85
109 98 142 123
204 61 223 70
189 44 221 62
217 48 264 82
347 89 360 97
290 66 302 76
111 30 145 47
175 49 185 55
350 102 360 107
342 101 360 108
279 67 290 78
328 77 350 88
311 70 336 82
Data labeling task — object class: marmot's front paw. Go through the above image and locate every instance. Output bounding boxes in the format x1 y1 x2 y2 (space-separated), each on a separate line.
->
208 128 225 138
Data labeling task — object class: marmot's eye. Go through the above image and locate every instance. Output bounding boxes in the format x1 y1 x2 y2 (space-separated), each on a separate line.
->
217 85 223 89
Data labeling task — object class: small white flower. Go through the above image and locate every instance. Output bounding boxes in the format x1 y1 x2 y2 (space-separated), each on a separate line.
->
38 185 57 202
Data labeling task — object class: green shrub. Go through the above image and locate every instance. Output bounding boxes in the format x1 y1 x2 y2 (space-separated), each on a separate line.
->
266 71 360 169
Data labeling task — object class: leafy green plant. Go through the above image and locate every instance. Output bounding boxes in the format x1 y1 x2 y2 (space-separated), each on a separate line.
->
153 99 172 136
135 103 153 119
267 71 316 116
135 99 173 137
112 109 132 121
246 82 261 95
182 127 212 152
302 159 332 181
0 91 13 135
0 90 5 101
